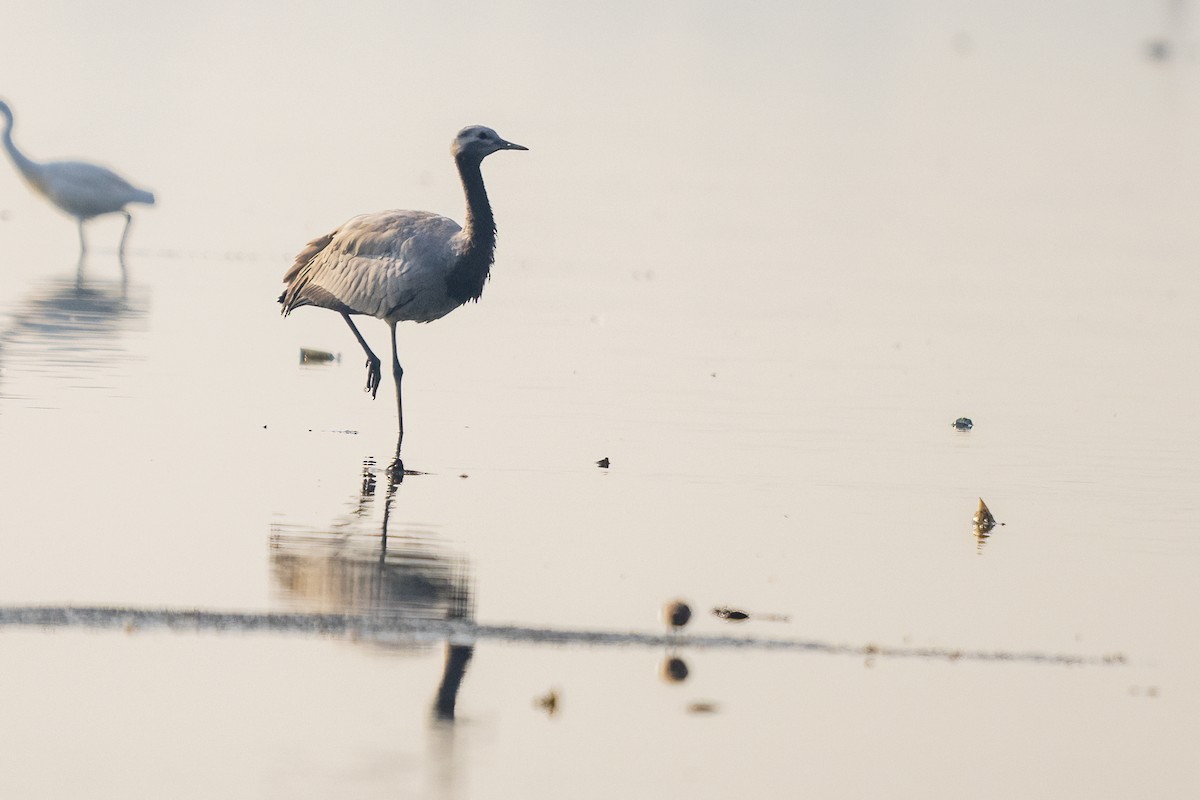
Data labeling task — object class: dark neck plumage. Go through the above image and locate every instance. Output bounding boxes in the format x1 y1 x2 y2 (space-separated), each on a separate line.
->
446 153 496 304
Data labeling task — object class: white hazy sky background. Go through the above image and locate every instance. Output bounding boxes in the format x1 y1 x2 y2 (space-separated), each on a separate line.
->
2 0 1196 276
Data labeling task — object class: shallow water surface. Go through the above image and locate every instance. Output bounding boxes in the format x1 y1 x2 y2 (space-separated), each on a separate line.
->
1 2 1199 798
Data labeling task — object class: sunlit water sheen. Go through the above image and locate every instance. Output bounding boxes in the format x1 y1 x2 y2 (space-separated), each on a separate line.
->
1 2 1199 798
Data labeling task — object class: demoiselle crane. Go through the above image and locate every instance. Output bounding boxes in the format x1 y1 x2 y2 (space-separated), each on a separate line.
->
280 125 527 463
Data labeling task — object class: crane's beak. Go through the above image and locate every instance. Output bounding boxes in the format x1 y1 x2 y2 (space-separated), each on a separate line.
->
500 139 528 151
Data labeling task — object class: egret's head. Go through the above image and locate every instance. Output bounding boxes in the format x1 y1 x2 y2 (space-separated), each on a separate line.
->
452 126 527 161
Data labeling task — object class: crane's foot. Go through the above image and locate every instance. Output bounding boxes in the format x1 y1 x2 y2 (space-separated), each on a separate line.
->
386 456 405 484
364 356 382 398
385 457 424 482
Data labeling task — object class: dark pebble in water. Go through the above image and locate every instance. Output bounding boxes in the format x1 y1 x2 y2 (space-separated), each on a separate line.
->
953 417 974 430
664 600 692 629
596 457 610 468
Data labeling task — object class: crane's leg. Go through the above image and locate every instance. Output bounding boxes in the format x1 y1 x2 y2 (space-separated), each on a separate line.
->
389 321 405 450
341 313 382 398
386 322 406 477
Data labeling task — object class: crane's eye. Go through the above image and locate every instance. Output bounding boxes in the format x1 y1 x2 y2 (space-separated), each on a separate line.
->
476 131 489 140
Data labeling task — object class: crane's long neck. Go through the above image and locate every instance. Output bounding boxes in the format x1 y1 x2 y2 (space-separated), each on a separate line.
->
446 153 496 304
0 112 43 188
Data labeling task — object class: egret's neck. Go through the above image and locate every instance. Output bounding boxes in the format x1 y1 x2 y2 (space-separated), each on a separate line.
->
0 113 41 185
456 153 495 255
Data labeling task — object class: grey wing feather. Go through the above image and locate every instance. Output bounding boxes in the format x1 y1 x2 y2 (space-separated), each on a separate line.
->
280 211 464 322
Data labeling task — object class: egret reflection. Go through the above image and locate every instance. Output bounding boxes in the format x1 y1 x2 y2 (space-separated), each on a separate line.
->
270 457 475 720
0 274 145 401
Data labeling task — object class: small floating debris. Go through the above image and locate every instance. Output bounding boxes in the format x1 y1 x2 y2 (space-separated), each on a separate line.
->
712 606 750 622
712 606 791 623
687 701 719 714
663 599 692 630
952 417 974 431
974 497 998 535
596 457 610 469
534 688 560 716
300 347 339 365
660 656 689 683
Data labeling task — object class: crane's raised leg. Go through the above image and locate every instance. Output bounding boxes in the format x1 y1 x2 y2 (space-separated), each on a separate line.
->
341 313 382 398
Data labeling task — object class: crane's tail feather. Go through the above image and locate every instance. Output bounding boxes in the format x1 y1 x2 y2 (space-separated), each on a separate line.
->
280 231 337 316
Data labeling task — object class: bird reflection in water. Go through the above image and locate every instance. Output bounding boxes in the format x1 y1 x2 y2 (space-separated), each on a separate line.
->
0 275 144 400
270 458 475 722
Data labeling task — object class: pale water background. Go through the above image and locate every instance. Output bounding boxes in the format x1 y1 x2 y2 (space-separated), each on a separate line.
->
0 1 1198 797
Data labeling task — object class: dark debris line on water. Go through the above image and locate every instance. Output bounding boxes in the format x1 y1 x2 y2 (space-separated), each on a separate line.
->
0 606 1125 667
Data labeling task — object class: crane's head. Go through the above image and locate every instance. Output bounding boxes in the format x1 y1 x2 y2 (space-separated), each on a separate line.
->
452 126 527 161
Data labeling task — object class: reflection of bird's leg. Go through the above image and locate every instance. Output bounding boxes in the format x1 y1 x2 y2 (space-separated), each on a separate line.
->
433 644 474 722
379 472 396 563
389 321 405 449
341 313 381 398
117 210 132 259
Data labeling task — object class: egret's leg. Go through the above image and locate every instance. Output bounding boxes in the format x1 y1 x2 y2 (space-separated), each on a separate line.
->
74 219 87 288
341 313 381 398
389 321 405 449
118 211 133 259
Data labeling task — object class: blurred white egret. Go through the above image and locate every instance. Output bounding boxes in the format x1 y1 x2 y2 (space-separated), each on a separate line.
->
0 99 155 259
280 125 527 457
